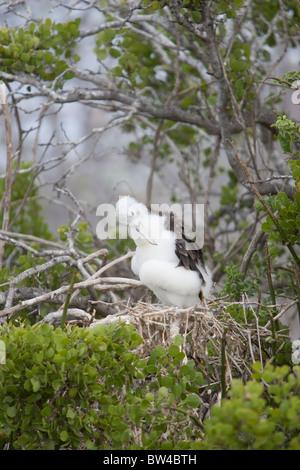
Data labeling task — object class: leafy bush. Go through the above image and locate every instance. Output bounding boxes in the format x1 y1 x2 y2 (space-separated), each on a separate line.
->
1 322 299 450
194 363 300 450
0 322 142 449
0 322 207 450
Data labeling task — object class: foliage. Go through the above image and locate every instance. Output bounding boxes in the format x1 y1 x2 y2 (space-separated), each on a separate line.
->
0 323 207 450
272 114 300 154
194 363 300 450
1 323 299 450
220 265 258 301
260 115 300 250
0 18 80 84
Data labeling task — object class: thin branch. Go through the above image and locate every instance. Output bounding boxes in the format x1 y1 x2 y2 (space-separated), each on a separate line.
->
0 252 136 320
240 229 266 278
221 327 228 400
0 229 66 249
0 86 14 269
61 269 77 328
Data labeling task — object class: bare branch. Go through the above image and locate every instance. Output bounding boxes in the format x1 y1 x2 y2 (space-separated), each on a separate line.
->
0 86 14 269
0 251 136 320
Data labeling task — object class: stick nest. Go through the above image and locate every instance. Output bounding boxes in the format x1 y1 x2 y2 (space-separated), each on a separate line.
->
90 299 284 386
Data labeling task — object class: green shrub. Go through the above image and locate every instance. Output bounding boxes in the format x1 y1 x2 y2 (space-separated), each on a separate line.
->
0 323 206 450
0 322 138 449
193 363 300 450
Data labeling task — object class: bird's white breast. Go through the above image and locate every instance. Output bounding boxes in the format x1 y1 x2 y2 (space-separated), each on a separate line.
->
131 226 211 307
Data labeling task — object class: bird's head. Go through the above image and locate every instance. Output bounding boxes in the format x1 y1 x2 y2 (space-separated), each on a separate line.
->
116 195 157 245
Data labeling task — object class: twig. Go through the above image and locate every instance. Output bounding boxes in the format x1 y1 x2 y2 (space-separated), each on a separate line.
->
264 242 279 334
245 293 264 372
54 186 84 255
87 251 134 280
0 233 40 258
292 262 300 320
0 229 67 249
240 229 266 278
8 171 40 231
0 85 14 269
61 269 77 328
270 300 299 323
0 286 97 312
242 294 255 363
221 328 228 400
41 308 93 325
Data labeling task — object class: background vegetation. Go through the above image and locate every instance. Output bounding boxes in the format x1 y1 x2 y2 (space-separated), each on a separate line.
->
0 0 299 450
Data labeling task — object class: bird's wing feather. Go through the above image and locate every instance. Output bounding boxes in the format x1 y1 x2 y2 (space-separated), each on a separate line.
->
165 211 207 285
175 238 206 284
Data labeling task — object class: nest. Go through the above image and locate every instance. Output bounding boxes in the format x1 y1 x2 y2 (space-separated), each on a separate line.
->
90 299 281 386
41 299 290 425
88 299 282 423
42 299 288 385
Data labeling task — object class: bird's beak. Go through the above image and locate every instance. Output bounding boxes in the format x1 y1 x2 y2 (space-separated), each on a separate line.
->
134 222 158 245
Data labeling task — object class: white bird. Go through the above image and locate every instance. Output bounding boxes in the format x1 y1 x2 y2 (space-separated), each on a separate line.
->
116 196 213 308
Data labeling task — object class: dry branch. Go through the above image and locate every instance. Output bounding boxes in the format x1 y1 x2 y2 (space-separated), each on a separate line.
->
40 308 93 326
0 246 139 322
0 86 14 269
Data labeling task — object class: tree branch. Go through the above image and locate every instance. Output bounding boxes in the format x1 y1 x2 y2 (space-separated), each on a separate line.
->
0 86 14 269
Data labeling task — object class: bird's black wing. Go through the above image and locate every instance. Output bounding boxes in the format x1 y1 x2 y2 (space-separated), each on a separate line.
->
166 212 207 300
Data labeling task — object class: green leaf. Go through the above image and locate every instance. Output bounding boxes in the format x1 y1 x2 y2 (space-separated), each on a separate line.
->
168 344 180 357
151 1 162 10
172 351 186 365
66 407 76 420
31 378 40 392
155 345 167 357
158 386 168 398
278 132 293 153
85 439 97 450
180 364 196 379
174 335 184 346
6 406 17 418
96 49 108 61
185 394 200 408
145 364 157 374
41 405 52 417
60 430 69 442
52 379 61 391
109 47 121 59
161 440 173 450
191 11 202 22
172 383 183 399
161 376 174 388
